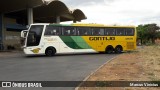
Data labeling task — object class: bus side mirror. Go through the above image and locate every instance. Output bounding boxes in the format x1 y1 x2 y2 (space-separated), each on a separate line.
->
21 30 28 38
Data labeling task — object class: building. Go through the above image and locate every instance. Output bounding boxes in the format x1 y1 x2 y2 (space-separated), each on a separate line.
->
0 0 87 50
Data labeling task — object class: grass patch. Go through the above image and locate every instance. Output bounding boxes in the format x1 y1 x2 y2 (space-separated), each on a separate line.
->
148 76 157 81
147 73 155 76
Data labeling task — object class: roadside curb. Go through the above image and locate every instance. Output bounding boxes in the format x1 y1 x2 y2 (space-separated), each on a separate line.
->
75 54 120 90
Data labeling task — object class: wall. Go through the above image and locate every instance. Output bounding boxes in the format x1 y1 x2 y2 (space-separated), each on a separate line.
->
3 17 21 50
0 14 3 50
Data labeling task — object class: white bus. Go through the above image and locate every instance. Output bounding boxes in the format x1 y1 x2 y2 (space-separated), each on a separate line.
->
21 23 136 56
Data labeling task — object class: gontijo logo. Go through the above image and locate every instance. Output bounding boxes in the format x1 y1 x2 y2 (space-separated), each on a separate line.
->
89 37 115 41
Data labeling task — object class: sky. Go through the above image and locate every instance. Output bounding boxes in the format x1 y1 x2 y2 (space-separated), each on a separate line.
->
46 0 160 26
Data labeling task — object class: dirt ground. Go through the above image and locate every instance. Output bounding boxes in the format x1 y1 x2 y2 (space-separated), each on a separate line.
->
78 45 160 90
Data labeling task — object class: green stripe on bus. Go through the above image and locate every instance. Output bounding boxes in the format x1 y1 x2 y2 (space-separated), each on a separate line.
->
71 36 92 49
59 36 83 49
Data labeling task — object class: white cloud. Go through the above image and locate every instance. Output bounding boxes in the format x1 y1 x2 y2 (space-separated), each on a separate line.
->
43 0 160 26
61 0 160 26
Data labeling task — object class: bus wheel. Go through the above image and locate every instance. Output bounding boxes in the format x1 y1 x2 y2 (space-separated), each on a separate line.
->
115 45 123 53
45 47 56 56
105 46 114 54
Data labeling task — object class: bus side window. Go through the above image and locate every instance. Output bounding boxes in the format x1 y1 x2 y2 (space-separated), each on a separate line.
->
105 28 115 36
126 28 134 36
116 28 125 36
51 29 59 35
83 30 88 35
92 28 97 35
77 29 80 35
100 28 104 35
64 30 70 35
77 27 91 36
63 27 75 36
44 25 61 36
76 29 82 35
92 28 102 36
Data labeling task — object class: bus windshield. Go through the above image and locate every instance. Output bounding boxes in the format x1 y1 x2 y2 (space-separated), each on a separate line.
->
27 25 44 46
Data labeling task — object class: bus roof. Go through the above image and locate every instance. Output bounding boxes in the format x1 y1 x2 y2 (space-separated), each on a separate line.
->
31 23 135 28
72 23 135 28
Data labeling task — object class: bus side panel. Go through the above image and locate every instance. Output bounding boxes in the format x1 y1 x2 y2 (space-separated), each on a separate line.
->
58 36 96 53
82 36 136 52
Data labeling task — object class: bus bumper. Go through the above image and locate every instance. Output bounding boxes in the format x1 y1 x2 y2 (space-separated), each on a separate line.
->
23 47 43 55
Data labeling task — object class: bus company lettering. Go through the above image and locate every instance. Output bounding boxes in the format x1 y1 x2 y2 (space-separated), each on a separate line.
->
89 37 115 41
126 38 133 40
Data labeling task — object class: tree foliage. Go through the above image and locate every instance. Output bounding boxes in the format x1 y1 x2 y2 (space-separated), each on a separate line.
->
136 23 160 44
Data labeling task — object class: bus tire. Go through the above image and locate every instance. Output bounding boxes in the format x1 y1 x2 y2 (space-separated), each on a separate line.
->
115 45 123 53
45 47 56 56
105 46 114 54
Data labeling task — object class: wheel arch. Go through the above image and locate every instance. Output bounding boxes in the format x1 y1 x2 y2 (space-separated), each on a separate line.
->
45 46 57 55
106 45 114 50
115 45 123 53
105 45 114 53
115 45 123 50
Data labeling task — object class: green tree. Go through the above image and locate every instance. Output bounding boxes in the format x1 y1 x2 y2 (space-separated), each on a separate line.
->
137 23 160 44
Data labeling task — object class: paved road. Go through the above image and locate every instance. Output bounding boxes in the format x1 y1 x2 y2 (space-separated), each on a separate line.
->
0 53 117 90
